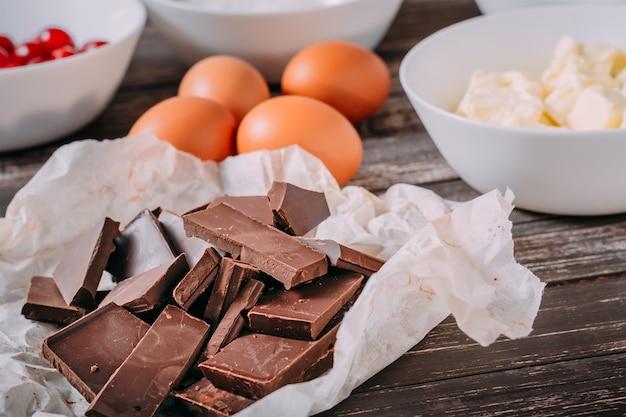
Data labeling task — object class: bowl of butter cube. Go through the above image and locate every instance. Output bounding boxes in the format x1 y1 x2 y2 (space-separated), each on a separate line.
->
399 4 626 216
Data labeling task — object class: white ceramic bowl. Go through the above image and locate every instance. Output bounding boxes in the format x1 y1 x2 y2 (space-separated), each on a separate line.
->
0 0 146 152
475 0 626 14
142 0 404 83
399 4 626 216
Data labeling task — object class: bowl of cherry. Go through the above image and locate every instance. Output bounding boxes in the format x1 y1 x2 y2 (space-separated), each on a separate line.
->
0 0 146 152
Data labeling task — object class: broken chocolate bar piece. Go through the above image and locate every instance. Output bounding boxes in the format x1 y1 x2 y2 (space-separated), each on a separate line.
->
208 195 275 226
204 257 261 324
205 279 265 357
99 254 188 314
173 247 222 311
158 209 215 267
267 181 330 236
199 324 339 400
52 217 120 309
183 203 328 289
42 303 149 402
87 304 210 417
106 208 175 281
296 238 385 277
174 378 255 417
21 276 84 325
248 270 363 340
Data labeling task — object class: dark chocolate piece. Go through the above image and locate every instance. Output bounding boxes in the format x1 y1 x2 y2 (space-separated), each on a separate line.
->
174 378 254 417
205 279 265 357
248 270 363 340
42 303 149 402
173 247 222 311
106 208 175 281
158 209 215 267
199 324 338 400
204 258 261 324
183 203 328 289
267 182 330 236
86 304 210 417
99 254 188 314
208 195 274 226
53 217 120 309
21 276 84 325
296 238 385 277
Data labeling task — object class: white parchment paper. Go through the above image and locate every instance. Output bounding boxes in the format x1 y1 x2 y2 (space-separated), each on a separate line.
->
0 133 544 417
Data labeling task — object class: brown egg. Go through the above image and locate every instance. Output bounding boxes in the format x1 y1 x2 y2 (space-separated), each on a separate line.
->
236 95 362 186
178 55 271 123
281 40 391 123
129 96 237 162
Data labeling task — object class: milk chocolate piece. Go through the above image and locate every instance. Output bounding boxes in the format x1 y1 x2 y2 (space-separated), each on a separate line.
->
199 324 338 400
267 182 330 236
174 378 254 417
42 303 149 402
53 217 120 308
183 203 328 289
99 254 188 314
204 258 261 324
248 270 363 340
173 247 221 311
205 279 265 357
208 195 274 226
158 209 215 268
21 276 84 324
87 304 210 417
106 208 175 281
296 238 385 277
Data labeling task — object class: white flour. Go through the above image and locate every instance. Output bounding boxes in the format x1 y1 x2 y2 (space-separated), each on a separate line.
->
177 0 354 13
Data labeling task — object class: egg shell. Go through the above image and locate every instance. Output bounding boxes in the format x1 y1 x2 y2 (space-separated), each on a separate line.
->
178 55 271 123
236 95 363 186
129 96 237 162
281 41 391 123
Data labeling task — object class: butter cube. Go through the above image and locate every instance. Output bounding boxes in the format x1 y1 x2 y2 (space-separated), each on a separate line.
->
566 84 626 130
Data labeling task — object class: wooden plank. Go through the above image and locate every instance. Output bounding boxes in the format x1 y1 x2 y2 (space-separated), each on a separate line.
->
320 352 626 416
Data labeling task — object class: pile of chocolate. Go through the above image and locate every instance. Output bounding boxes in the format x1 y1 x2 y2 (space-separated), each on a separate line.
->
21 182 384 417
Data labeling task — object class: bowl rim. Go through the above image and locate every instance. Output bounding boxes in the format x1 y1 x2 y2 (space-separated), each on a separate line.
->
0 0 146 75
143 0 388 17
399 3 626 138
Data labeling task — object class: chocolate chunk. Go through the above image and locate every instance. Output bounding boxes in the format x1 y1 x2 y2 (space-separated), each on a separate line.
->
42 303 149 402
183 203 328 289
174 378 254 417
158 209 215 268
106 208 175 281
205 279 265 357
21 276 84 325
296 238 385 277
204 258 261 324
173 247 222 311
52 217 120 309
248 270 363 340
208 195 274 226
86 304 210 417
199 324 338 400
99 254 188 314
267 182 330 236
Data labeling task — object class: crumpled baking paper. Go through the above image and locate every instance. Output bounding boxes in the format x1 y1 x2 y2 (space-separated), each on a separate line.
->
0 133 545 417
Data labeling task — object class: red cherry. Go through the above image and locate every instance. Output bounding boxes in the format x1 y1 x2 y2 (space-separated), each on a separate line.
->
0 35 14 54
37 27 74 53
13 42 45 65
27 55 49 65
50 45 75 60
79 40 108 52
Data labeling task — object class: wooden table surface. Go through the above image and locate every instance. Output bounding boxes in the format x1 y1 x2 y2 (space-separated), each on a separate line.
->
2 0 626 415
